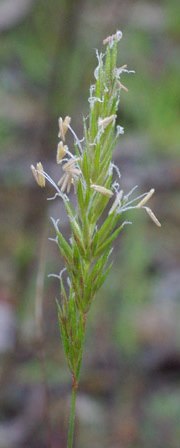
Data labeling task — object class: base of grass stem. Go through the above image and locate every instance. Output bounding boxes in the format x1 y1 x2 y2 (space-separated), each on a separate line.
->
67 380 78 448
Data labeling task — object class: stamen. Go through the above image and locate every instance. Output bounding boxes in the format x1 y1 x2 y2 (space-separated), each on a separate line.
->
58 173 66 187
67 175 73 194
63 158 80 172
57 141 67 163
91 184 113 197
117 81 128 92
35 168 69 201
121 191 150 209
137 188 155 208
31 162 45 188
68 124 83 153
144 207 161 227
58 116 71 141
123 185 138 202
109 190 123 214
58 155 81 194
66 168 81 176
61 174 70 193
98 114 117 129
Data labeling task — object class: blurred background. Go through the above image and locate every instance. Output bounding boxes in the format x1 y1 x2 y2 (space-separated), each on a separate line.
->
0 0 180 447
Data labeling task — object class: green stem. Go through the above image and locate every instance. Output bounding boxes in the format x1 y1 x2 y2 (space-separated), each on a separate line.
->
67 382 77 448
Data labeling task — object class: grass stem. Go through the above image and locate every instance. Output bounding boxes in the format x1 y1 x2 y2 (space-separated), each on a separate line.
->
67 381 78 448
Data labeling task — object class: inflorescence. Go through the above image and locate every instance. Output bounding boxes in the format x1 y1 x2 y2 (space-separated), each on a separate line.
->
31 30 161 388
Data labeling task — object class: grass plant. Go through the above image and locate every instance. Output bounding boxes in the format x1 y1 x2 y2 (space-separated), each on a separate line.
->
31 31 161 447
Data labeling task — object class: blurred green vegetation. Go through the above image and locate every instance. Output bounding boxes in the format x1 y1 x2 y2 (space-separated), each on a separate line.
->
0 120 15 148
0 0 179 155
142 389 180 448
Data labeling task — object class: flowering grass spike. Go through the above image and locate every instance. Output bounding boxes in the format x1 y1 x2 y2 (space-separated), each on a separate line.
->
31 30 161 447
